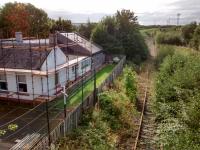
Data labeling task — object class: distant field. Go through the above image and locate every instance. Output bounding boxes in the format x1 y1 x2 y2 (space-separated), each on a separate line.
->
140 28 159 37
158 44 196 55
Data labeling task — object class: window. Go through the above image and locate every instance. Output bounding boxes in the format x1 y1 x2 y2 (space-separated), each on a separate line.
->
17 75 27 92
0 74 7 90
81 59 90 69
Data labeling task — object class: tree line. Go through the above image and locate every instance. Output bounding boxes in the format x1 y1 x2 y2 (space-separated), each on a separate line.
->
0 2 148 63
0 2 75 37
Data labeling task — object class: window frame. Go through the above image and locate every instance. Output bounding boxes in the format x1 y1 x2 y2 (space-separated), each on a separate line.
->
81 59 90 69
16 75 28 93
0 74 8 91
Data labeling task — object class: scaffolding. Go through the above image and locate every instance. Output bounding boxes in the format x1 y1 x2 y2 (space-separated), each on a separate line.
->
0 31 105 148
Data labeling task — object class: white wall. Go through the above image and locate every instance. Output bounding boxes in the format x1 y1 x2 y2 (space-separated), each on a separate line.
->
3 56 93 101
93 53 105 69
6 72 41 100
41 47 67 71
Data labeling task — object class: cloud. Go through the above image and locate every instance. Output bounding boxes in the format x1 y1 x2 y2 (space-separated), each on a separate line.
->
139 0 200 25
47 10 110 23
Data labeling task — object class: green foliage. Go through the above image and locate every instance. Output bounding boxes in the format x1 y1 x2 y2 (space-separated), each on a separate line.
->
155 45 175 68
99 92 122 130
156 31 183 46
0 2 49 37
155 51 200 149
50 17 74 33
58 67 138 149
0 2 75 37
181 22 197 45
124 66 137 102
91 9 148 64
183 94 200 130
92 19 123 54
190 26 200 50
78 20 97 39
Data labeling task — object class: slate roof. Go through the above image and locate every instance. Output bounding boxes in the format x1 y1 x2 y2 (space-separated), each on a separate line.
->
0 48 49 70
0 32 102 70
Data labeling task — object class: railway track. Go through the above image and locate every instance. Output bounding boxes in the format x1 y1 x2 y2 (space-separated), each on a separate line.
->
133 70 157 150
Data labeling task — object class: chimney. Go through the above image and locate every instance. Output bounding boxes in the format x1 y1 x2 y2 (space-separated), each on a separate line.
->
49 33 57 46
15 32 23 43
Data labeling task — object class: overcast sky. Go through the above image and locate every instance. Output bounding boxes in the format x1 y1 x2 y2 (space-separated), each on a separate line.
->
1 0 200 25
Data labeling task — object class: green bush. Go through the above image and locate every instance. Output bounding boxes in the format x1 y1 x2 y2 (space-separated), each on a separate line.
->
155 51 200 149
181 22 197 45
58 67 138 149
124 67 137 103
156 32 183 46
155 45 175 68
190 26 200 50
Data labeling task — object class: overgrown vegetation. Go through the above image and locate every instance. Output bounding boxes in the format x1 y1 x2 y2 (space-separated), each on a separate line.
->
156 31 183 46
154 51 200 149
91 10 148 64
155 22 200 51
58 66 138 149
155 45 175 68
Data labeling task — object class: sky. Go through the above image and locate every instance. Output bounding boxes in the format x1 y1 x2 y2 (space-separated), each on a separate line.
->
1 0 200 25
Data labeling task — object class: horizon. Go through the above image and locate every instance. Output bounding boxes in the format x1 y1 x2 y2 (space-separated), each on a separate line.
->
1 0 200 25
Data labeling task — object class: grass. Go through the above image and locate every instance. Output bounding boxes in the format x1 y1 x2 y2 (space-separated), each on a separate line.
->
55 64 115 109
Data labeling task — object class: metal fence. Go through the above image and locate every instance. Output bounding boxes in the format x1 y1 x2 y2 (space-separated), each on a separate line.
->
10 55 126 150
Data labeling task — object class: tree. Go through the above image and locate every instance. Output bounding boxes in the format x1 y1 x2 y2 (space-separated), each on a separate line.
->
116 9 138 33
91 10 148 64
0 2 50 37
190 26 200 50
1 2 30 37
78 20 97 39
50 17 74 33
26 3 49 37
181 22 197 45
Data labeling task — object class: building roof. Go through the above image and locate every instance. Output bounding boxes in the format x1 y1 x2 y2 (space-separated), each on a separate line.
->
0 48 49 70
59 32 103 54
0 32 103 71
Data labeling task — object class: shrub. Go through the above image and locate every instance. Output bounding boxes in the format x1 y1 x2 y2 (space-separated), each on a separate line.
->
181 22 197 45
155 51 200 149
156 32 183 46
58 67 138 149
190 26 200 50
124 67 137 103
155 45 175 68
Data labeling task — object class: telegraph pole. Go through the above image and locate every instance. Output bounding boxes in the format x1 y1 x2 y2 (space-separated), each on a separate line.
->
177 13 181 26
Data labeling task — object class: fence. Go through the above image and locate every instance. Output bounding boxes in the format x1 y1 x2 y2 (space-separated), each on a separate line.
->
11 55 126 150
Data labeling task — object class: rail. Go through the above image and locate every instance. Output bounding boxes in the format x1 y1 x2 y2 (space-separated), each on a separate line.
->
133 70 149 150
133 86 148 150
